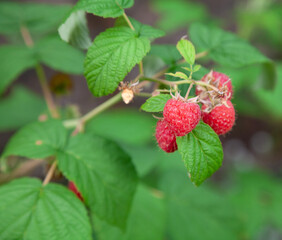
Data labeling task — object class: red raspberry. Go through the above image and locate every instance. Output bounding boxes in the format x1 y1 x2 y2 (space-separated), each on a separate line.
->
68 181 83 201
196 71 233 100
202 101 235 135
163 99 201 136
155 120 177 153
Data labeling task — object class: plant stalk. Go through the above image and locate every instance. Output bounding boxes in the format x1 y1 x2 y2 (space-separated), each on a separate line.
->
42 161 57 186
35 64 60 118
64 92 122 128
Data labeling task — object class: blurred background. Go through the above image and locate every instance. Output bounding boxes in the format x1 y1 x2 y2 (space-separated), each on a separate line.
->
0 0 282 239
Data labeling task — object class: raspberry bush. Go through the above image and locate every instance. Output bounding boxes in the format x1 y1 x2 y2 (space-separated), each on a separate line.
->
0 0 279 240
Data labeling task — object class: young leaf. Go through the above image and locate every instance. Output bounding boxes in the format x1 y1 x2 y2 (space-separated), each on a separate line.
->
189 23 276 89
93 184 166 240
160 171 242 240
56 133 138 229
166 72 188 79
141 94 172 112
0 45 36 95
176 39 195 65
85 109 155 146
73 0 134 18
115 17 165 40
84 27 150 96
0 86 46 131
176 121 223 186
2 120 68 159
0 2 71 36
58 10 92 50
0 178 92 240
36 36 85 74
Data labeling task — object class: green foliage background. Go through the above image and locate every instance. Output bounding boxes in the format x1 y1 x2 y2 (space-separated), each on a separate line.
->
0 0 282 239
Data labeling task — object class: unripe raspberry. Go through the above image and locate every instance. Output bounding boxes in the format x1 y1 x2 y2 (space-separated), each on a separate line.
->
163 99 201 136
68 181 83 201
196 71 233 100
155 120 177 153
202 101 235 135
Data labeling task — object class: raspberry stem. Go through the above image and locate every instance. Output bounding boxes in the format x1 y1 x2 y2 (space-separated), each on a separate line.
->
140 77 219 92
64 92 122 128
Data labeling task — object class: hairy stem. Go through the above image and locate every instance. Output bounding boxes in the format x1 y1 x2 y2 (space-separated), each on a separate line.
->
42 161 57 185
64 92 122 128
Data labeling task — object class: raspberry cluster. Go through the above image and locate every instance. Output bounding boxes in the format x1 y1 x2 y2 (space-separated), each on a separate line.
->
155 71 235 153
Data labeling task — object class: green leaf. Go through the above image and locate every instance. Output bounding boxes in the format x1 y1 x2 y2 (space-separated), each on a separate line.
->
193 64 201 72
84 26 150 96
176 39 195 65
58 10 91 50
152 0 208 32
143 55 166 77
149 44 181 65
227 170 282 238
176 121 223 186
0 45 36 95
85 109 155 146
121 145 161 177
93 184 166 240
255 64 282 119
0 2 71 36
36 36 85 74
73 0 134 18
0 86 46 131
2 120 68 159
115 17 165 40
189 23 276 89
160 171 242 240
141 94 172 112
0 37 84 95
57 133 138 229
0 178 91 240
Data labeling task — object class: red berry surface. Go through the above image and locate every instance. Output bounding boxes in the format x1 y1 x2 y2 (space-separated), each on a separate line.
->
163 99 201 136
155 120 178 153
202 101 235 135
68 181 83 201
196 71 233 100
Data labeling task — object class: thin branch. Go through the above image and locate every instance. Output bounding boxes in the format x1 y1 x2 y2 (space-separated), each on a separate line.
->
135 92 152 98
196 51 209 59
42 161 57 185
0 159 45 184
140 77 219 92
64 92 122 128
122 11 135 30
20 25 60 119
185 83 194 100
20 25 34 47
139 61 144 75
35 64 60 118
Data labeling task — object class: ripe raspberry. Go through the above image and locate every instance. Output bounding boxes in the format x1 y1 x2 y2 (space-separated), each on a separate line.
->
196 71 233 100
68 181 83 201
163 99 201 136
155 120 177 153
202 101 235 135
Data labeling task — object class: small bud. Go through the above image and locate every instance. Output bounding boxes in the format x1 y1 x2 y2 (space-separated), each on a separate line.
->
122 88 134 104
